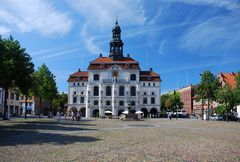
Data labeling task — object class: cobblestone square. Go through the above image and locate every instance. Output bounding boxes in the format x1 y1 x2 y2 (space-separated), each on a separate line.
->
0 118 240 162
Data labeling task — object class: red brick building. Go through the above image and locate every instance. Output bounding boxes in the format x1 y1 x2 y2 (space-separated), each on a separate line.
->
177 85 195 114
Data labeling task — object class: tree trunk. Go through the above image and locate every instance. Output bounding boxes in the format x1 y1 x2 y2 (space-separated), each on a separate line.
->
3 88 9 120
39 97 42 118
201 99 204 120
226 102 229 122
24 95 28 119
207 99 210 121
48 100 52 118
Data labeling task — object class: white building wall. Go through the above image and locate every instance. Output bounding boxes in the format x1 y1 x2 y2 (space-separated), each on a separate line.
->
68 66 161 118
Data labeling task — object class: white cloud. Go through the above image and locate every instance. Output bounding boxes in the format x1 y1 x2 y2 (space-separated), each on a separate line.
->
0 25 10 34
0 0 72 36
158 40 167 55
68 0 146 30
67 0 147 54
170 0 240 10
79 23 106 55
181 12 240 56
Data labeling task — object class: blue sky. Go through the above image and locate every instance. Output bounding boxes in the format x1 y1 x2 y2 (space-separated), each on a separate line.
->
0 0 240 93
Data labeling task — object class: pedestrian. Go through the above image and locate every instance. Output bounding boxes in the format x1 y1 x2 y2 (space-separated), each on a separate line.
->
77 111 80 121
57 112 60 122
169 113 172 120
72 111 75 121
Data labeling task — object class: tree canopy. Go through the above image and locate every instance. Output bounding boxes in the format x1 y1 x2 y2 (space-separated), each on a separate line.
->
0 36 34 119
195 70 220 120
33 64 58 117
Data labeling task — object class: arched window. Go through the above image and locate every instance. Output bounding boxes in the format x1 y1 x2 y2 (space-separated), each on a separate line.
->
130 74 136 81
119 86 124 96
130 86 136 96
93 74 99 81
106 86 112 96
93 86 99 96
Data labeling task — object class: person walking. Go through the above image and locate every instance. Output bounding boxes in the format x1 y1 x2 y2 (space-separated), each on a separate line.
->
77 111 80 121
57 112 61 122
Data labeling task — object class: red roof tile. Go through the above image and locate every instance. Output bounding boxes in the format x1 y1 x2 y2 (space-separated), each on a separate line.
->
70 71 88 77
68 71 88 82
140 71 161 82
88 56 140 70
219 72 239 88
90 56 138 63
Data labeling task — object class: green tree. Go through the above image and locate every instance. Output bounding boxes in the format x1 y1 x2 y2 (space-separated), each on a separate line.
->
215 105 226 115
236 71 240 103
168 91 183 119
52 92 68 114
0 36 34 120
33 64 57 118
161 94 170 112
195 70 220 120
217 84 238 122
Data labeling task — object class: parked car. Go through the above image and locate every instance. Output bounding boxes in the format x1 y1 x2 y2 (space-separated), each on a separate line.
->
210 115 223 121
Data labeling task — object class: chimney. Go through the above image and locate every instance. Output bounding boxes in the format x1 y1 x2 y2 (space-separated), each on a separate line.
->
149 68 153 71
127 54 130 58
99 53 102 57
78 68 81 72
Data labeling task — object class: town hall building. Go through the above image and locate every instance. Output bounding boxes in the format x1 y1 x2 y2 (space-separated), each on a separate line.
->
67 21 161 118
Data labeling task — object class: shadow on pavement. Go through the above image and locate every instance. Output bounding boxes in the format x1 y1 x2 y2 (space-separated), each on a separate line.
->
0 120 100 146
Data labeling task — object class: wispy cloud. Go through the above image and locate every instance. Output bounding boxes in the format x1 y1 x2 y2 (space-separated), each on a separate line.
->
158 40 167 55
0 25 10 34
68 0 146 30
169 0 240 10
180 12 240 57
67 0 146 54
0 0 72 36
159 60 231 74
33 47 83 60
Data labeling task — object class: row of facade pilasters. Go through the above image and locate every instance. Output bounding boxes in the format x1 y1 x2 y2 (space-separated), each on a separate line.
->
85 83 141 118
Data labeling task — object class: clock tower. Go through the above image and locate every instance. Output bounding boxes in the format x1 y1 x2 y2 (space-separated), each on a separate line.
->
109 20 124 60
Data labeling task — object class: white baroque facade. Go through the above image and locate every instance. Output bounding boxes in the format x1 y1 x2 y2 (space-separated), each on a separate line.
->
68 21 161 118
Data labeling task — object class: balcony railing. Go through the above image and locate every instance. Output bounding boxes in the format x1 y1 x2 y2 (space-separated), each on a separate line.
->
102 79 129 84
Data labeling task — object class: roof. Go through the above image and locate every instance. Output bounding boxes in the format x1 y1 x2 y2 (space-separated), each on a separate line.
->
90 56 138 63
88 56 140 70
68 71 88 82
140 71 161 82
218 72 239 88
